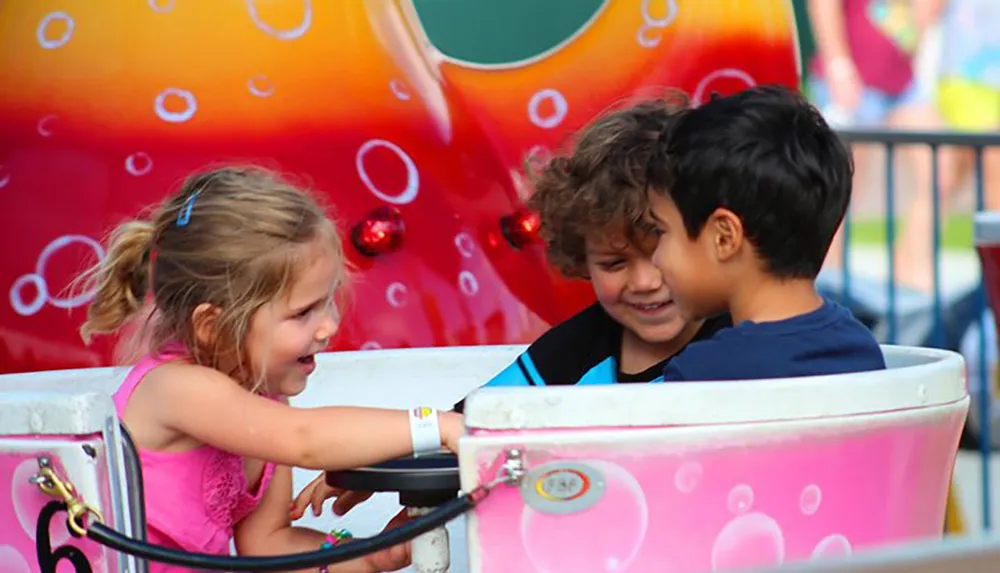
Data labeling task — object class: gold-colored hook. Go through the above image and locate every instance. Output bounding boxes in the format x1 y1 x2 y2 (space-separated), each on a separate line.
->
32 460 104 537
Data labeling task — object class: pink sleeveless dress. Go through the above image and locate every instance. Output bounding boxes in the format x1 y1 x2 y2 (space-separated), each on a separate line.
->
112 350 277 573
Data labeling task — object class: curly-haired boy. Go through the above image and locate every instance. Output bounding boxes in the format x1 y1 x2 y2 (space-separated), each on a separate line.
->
454 95 731 411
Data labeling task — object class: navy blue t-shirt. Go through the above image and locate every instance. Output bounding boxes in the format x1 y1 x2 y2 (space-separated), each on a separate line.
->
661 299 885 382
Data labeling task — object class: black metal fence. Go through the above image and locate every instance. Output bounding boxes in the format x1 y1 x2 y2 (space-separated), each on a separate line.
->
832 128 998 531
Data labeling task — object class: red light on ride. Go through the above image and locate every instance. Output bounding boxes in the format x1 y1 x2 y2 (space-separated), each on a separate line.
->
351 206 405 257
500 209 542 249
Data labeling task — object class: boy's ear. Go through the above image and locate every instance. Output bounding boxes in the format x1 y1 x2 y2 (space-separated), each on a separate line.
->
707 208 743 262
191 303 222 348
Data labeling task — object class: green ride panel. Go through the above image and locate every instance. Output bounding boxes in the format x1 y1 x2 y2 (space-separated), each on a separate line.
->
412 0 606 65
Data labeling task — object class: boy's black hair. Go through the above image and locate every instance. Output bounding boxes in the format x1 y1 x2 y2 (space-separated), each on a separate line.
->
651 84 853 279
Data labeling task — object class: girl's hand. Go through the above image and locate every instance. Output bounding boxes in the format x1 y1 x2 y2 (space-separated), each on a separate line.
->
438 411 464 454
291 411 464 522
361 510 412 572
289 473 373 520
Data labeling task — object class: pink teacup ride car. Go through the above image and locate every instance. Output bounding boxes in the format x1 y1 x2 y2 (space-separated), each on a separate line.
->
0 343 968 572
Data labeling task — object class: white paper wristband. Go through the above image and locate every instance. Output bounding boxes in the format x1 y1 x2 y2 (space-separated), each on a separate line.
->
408 407 441 456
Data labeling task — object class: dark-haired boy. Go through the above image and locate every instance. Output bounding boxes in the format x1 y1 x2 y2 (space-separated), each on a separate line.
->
646 85 885 381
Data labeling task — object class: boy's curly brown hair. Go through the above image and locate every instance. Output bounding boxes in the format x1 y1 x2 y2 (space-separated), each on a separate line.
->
525 90 691 278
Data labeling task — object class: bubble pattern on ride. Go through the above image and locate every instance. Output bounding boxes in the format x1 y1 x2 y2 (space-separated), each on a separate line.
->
517 461 853 572
471 410 963 573
0 0 799 374
1 456 109 572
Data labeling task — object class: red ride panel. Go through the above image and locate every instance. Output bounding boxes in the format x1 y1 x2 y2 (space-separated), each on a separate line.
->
0 1 799 373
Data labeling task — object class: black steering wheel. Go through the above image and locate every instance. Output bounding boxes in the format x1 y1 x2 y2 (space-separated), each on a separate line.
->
325 452 460 507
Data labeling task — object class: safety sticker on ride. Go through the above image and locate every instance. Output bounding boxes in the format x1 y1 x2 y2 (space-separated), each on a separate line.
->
521 461 605 515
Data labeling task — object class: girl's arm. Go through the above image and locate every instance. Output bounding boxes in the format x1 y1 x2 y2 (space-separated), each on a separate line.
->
234 465 409 573
144 363 463 470
807 0 852 64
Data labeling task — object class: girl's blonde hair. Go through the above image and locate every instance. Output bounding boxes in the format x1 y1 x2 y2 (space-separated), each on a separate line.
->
78 165 345 384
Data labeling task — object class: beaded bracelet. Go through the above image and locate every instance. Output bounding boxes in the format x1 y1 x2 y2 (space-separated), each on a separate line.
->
318 528 353 573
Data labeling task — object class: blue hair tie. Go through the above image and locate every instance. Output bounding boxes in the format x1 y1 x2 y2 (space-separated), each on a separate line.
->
177 190 202 227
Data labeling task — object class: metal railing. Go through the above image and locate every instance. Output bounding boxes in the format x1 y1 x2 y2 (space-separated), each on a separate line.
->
835 128 998 532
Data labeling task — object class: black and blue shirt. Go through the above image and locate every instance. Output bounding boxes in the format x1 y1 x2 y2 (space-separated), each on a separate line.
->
453 303 731 412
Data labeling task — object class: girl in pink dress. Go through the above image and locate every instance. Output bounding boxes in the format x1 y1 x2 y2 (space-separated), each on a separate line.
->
77 165 463 572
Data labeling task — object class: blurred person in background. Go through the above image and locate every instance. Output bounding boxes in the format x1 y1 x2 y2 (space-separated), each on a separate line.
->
807 0 959 292
936 0 1000 210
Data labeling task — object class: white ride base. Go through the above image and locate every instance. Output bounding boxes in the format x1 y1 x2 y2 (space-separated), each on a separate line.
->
0 345 993 572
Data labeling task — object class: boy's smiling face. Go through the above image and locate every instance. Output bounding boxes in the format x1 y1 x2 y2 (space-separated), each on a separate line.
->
584 228 689 344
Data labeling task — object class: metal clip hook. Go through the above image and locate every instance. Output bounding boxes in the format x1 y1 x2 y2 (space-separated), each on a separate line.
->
498 448 525 486
32 457 104 537
464 448 527 504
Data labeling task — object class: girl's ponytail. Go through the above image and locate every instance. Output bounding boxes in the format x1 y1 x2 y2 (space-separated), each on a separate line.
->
79 220 155 344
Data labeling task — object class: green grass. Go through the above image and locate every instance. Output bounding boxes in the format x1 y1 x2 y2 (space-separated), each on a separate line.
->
848 214 974 250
